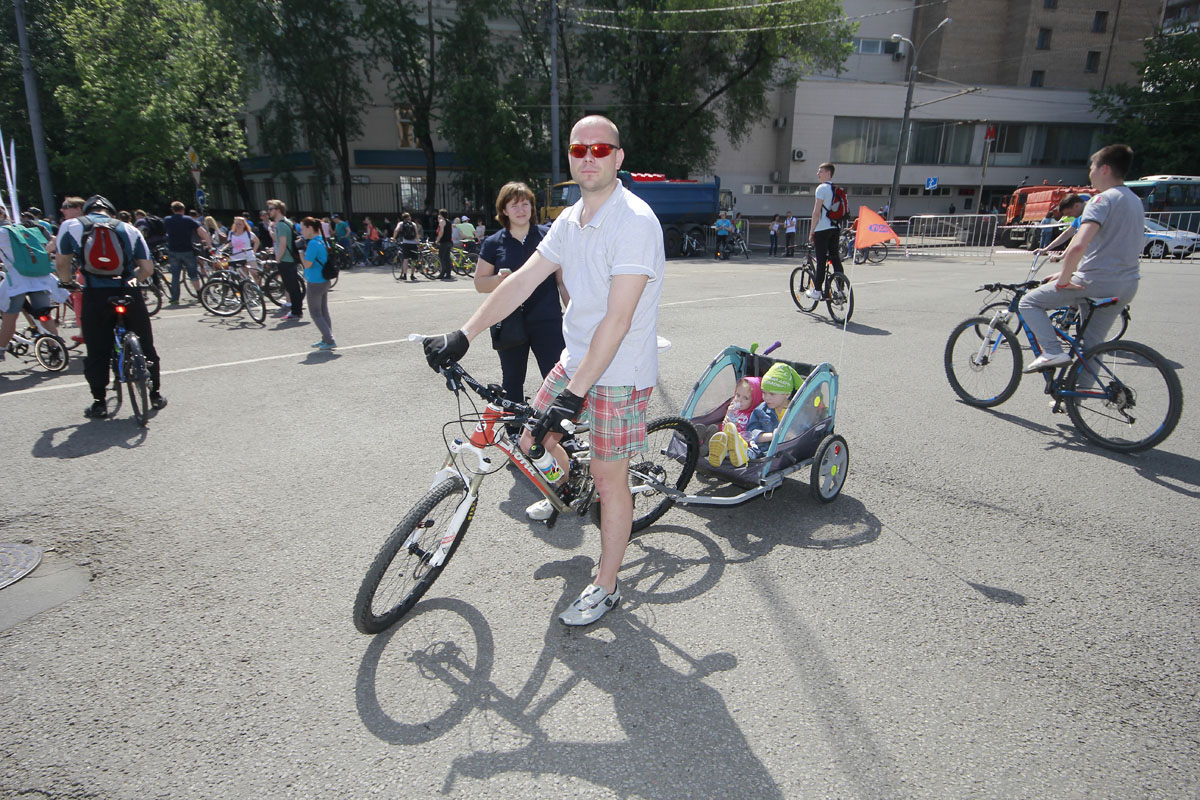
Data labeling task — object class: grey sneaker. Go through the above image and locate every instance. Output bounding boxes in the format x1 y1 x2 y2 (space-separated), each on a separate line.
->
559 583 621 626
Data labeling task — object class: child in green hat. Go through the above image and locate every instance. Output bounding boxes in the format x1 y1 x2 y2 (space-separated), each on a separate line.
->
739 362 803 465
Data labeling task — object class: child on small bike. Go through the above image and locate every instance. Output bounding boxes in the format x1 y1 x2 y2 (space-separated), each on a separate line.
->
707 376 759 467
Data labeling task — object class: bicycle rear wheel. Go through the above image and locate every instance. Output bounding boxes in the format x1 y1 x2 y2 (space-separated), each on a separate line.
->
392 260 405 281
34 335 69 372
140 280 163 317
122 333 149 426
200 277 242 316
1064 340 1182 453
789 267 818 312
242 280 267 325
421 252 440 279
826 273 854 324
944 316 1022 407
590 417 699 534
353 476 473 634
263 270 286 306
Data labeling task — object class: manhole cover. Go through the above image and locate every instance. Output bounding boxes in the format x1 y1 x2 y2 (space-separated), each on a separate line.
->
0 543 43 590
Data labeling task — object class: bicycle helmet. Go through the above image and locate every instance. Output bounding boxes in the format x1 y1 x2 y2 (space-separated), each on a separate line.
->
82 195 117 215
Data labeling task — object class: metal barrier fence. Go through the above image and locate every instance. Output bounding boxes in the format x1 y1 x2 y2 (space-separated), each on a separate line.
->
993 209 1200 261
894 214 999 262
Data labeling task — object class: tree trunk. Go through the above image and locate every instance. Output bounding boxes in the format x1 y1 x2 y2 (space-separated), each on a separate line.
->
229 157 253 210
338 130 354 218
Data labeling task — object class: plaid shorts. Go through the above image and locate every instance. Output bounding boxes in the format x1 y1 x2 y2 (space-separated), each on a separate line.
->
532 362 654 461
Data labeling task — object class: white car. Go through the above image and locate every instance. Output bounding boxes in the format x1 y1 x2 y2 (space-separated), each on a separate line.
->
1143 219 1200 259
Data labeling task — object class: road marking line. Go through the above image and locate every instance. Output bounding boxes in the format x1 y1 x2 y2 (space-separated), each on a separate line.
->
662 291 781 307
0 338 411 399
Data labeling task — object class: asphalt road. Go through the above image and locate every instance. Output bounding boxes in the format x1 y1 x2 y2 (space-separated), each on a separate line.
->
2 251 1197 799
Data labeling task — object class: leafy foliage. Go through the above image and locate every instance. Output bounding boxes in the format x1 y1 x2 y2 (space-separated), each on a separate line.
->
571 0 852 175
1092 31 1200 176
51 0 247 208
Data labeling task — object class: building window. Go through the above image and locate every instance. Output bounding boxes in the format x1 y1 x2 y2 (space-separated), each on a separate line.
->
1093 10 1108 32
394 105 415 148
1036 28 1052 49
1031 70 1046 87
1044 0 1057 7
831 117 902 164
1085 51 1101 72
850 38 900 55
994 124 1026 154
909 121 975 165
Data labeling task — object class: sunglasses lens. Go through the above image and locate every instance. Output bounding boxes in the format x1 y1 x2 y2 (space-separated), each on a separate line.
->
591 143 614 158
568 143 616 158
568 144 587 158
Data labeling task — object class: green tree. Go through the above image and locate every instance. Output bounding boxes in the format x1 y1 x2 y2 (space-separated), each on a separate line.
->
1092 31 1200 175
362 0 443 214
212 0 370 216
572 0 852 175
53 0 247 210
437 0 550 209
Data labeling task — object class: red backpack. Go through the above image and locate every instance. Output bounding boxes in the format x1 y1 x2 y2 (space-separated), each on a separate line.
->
824 183 849 223
78 217 130 277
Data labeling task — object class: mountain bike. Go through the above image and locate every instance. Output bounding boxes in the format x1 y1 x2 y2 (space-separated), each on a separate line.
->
680 230 705 258
728 232 751 259
199 269 267 325
451 247 478 276
788 246 854 323
852 243 889 264
944 281 1182 453
352 347 700 634
103 295 153 426
261 260 307 307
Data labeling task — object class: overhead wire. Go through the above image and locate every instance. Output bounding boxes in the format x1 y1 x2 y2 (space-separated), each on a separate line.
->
569 0 948 35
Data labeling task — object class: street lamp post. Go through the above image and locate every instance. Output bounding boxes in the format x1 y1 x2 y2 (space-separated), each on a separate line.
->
886 17 951 222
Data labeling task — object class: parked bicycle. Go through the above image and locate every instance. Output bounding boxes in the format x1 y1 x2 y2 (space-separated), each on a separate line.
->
4 310 69 372
944 281 1181 453
352 345 700 634
788 245 854 323
199 266 267 325
680 230 705 258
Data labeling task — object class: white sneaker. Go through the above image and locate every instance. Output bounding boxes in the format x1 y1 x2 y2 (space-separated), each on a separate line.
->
559 583 621 626
805 288 822 300
1023 352 1072 373
526 498 554 521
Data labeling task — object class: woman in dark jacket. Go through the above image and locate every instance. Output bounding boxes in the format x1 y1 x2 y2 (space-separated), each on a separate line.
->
474 182 567 404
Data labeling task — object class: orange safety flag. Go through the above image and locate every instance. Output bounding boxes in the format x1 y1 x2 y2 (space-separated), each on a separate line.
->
854 206 899 250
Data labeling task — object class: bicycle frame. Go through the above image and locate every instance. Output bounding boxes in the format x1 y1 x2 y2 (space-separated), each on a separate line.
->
977 289 1126 408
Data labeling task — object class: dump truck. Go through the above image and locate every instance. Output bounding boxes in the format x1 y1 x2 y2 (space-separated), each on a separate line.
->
1000 183 1094 249
541 171 731 257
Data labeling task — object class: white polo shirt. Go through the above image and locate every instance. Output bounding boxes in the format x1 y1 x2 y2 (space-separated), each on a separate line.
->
537 182 665 389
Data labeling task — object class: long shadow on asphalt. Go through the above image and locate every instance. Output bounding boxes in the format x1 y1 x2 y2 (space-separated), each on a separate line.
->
355 556 786 799
793 312 891 336
31 420 148 458
0 356 85 393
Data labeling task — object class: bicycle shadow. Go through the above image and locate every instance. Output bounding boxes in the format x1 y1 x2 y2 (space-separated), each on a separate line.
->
31 421 148 458
196 316 266 332
0 359 85 392
795 312 891 337
1043 423 1200 498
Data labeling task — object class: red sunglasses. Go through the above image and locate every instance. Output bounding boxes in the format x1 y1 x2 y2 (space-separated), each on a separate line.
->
568 142 618 159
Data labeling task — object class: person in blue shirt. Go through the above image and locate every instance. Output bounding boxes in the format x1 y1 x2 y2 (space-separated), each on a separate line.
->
299 217 336 350
738 362 802 465
162 200 212 304
474 181 567 404
713 211 733 259
1035 194 1087 255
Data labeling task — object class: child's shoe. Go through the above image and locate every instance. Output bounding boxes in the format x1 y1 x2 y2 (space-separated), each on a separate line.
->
726 421 749 467
707 431 729 467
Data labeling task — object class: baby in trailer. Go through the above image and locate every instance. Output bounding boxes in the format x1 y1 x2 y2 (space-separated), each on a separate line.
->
707 376 759 468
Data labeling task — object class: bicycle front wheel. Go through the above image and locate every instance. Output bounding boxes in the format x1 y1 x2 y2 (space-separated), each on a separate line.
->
976 302 1019 341
826 273 854 324
140 281 163 317
123 333 150 426
626 417 700 533
353 476 473 634
866 244 888 264
1064 340 1182 453
200 278 242 316
263 271 287 306
392 260 405 281
789 267 818 312
34 335 69 372
944 316 1022 407
242 280 267 325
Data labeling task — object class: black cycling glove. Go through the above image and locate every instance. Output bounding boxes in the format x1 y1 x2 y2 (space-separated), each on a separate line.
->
543 389 585 435
424 329 470 371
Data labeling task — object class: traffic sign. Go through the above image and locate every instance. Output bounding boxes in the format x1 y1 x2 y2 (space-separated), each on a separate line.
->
190 168 201 186
185 146 199 169
925 176 939 191
195 188 207 209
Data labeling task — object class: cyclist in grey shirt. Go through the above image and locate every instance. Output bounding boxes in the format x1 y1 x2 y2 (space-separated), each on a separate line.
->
1020 144 1142 373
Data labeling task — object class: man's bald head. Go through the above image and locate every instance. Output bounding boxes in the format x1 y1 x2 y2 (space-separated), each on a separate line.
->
571 115 620 148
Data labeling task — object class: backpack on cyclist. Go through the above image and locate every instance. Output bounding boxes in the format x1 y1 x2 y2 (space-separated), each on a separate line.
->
142 214 166 239
1 223 54 277
824 182 850 224
400 220 417 240
78 216 131 277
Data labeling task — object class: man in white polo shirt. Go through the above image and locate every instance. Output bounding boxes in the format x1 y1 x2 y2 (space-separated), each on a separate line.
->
424 114 666 626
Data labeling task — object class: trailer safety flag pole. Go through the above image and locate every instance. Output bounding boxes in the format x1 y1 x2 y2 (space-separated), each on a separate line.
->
854 206 899 249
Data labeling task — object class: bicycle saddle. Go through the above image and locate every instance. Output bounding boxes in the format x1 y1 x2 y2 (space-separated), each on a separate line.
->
1084 296 1120 309
108 295 133 307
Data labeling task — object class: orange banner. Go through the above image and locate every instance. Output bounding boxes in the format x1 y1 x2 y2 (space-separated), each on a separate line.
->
854 206 899 250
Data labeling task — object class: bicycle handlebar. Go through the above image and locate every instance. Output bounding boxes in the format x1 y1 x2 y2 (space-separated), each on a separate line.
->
977 280 1040 294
